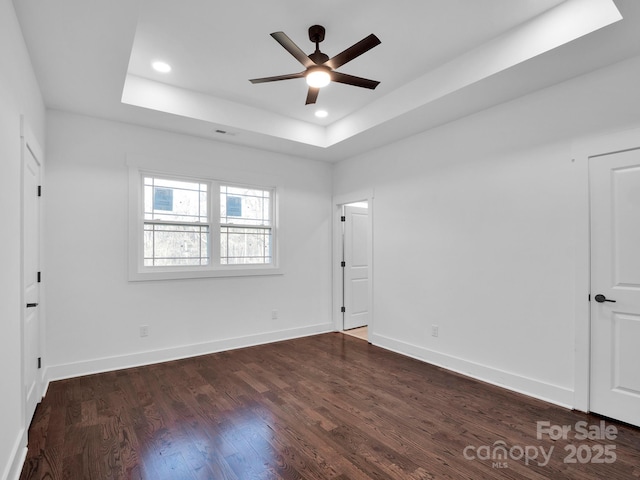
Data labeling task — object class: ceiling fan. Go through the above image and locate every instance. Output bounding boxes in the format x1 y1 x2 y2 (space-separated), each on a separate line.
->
249 25 381 105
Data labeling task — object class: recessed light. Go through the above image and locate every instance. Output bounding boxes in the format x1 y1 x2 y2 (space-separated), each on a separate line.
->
152 61 172 73
315 110 328 118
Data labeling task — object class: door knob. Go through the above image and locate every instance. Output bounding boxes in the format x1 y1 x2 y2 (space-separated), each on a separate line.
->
594 294 616 303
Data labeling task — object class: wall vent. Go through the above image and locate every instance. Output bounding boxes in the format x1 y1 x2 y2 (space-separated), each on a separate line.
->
213 128 237 136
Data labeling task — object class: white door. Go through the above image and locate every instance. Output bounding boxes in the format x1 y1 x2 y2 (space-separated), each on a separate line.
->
22 123 42 425
343 205 369 330
590 148 640 427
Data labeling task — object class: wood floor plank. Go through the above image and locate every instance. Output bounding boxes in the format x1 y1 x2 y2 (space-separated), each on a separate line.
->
20 333 640 479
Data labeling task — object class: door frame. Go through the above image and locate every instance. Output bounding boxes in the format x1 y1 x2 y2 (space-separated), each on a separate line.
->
20 116 45 426
332 189 374 333
342 203 369 331
572 124 640 413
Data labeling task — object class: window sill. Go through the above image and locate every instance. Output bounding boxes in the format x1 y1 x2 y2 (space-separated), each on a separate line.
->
128 265 283 282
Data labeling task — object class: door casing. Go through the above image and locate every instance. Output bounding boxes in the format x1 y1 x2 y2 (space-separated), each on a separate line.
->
342 204 369 330
572 125 640 413
332 189 374 334
21 116 44 428
588 147 640 426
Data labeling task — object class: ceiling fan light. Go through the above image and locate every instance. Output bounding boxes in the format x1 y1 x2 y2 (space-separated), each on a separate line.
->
306 68 331 88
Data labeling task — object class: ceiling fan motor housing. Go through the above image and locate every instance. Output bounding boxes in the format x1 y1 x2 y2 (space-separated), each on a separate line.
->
308 25 326 44
309 51 330 64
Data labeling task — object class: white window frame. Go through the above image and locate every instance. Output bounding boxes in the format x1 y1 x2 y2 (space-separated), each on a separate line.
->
128 163 281 281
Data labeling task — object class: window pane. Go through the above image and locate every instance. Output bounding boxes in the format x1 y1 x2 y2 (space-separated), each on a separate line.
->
144 176 207 223
144 223 210 266
220 185 271 226
220 227 271 265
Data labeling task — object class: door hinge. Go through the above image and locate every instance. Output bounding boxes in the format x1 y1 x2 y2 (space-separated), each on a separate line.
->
341 306 346 313
341 261 346 267
341 215 346 222
37 357 41 369
37 185 42 197
37 271 41 283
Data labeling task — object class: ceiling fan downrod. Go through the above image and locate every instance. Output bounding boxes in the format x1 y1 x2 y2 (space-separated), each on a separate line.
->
308 25 329 64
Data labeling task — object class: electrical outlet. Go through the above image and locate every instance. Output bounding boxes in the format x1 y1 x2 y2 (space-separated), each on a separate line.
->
431 325 439 337
271 310 278 320
140 325 149 337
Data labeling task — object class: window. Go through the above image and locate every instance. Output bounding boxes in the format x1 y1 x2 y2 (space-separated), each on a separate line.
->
144 176 210 266
220 185 272 265
130 168 278 280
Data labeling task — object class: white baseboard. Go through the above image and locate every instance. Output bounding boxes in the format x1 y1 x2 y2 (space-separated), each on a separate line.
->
370 332 574 409
45 323 333 383
2 428 27 480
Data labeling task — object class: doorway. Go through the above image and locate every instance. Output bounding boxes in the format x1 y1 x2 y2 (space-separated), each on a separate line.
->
21 118 43 427
333 195 372 342
589 147 640 427
342 202 369 333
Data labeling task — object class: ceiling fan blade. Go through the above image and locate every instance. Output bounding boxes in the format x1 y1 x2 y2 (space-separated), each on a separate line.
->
249 72 305 84
325 34 381 70
331 72 380 89
305 87 320 105
271 32 315 68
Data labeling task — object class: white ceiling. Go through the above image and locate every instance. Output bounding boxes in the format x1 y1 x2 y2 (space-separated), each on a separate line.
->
13 0 640 161
127 0 565 123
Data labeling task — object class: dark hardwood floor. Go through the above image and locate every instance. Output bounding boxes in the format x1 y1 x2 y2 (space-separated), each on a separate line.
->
20 333 640 479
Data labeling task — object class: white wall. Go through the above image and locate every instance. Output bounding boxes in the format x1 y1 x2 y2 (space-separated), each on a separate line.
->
0 1 46 479
44 111 333 380
333 54 640 407
5 5 639 478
